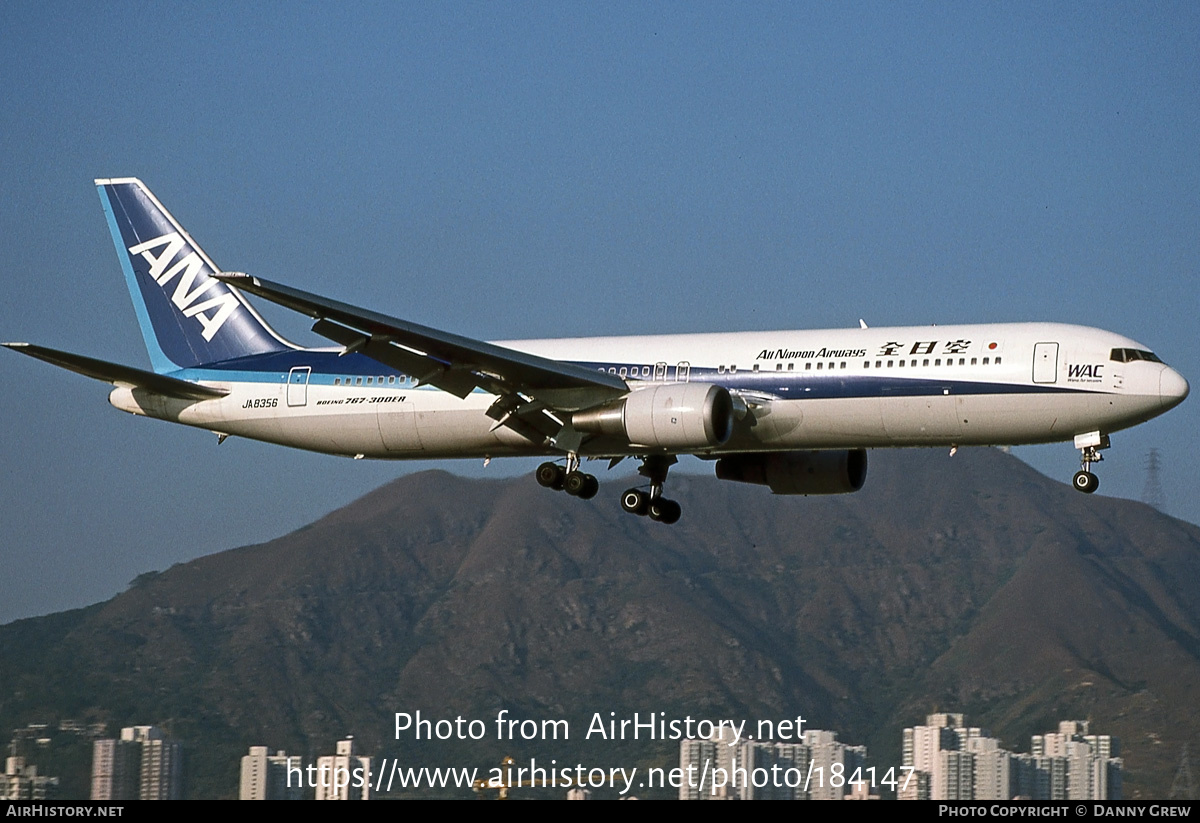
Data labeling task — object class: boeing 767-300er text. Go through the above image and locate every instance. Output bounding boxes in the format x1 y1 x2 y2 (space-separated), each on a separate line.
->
4 179 1190 523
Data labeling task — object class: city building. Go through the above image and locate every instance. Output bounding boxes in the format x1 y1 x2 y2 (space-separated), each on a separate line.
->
240 746 304 800
0 757 59 800
90 737 140 800
679 726 867 800
90 725 182 801
315 738 371 800
900 714 1121 801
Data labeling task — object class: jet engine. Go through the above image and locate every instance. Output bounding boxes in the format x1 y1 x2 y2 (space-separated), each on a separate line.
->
573 383 735 450
714 449 868 495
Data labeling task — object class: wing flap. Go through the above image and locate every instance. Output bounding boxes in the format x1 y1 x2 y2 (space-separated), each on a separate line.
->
3 343 229 401
313 318 479 399
217 273 628 407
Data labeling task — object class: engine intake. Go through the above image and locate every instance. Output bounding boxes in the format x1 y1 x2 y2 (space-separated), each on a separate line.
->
715 450 868 495
573 383 734 450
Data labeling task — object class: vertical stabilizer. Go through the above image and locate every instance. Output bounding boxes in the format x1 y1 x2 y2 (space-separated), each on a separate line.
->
96 178 293 372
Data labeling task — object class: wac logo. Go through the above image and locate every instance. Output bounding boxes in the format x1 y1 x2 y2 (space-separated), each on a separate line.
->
128 232 240 342
1068 364 1104 379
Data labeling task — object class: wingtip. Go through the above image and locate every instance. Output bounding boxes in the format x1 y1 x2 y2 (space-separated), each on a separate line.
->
2 342 29 349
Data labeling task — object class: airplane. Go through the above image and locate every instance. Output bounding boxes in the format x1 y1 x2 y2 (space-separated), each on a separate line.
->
4 178 1190 524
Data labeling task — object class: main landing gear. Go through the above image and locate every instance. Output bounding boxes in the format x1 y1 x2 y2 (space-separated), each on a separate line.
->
1071 432 1110 495
620 455 681 525
534 453 683 524
536 454 599 500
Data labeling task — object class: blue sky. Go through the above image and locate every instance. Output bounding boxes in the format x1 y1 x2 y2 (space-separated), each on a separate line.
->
1 3 1197 624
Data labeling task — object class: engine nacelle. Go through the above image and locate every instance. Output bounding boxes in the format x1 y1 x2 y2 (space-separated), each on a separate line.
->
573 383 735 450
715 449 868 495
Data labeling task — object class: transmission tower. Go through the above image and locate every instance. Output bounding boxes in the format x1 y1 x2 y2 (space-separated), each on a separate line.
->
1170 743 1196 800
1142 448 1165 511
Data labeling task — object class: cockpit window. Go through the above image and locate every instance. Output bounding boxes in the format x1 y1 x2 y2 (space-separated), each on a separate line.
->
1110 348 1164 364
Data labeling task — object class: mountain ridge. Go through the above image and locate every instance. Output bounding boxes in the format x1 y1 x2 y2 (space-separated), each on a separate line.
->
4 447 1198 798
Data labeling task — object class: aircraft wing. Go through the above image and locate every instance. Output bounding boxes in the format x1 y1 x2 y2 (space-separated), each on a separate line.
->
3 342 229 401
216 273 629 446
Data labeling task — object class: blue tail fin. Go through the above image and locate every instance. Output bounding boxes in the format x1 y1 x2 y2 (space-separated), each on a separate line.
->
96 178 293 373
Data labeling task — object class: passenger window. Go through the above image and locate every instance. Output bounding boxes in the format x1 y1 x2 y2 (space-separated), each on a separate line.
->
887 360 894 367
971 358 977 366
776 364 782 371
876 361 882 368
995 357 1001 365
389 375 395 384
752 364 760 373
983 358 989 365
898 360 905 368
840 362 846 369
787 363 794 371
863 361 870 369
817 362 823 370
355 377 363 386
731 365 737 373
619 367 628 378
334 378 340 386
805 363 812 371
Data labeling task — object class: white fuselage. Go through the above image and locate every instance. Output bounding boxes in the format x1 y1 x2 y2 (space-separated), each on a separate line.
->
108 321 1188 460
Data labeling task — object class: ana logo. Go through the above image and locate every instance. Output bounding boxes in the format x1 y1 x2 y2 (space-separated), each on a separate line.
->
1068 364 1104 379
127 232 239 342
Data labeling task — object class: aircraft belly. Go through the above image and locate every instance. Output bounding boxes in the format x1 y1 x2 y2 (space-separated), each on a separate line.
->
724 398 890 450
167 380 1163 459
880 392 962 443
377 404 423 451
413 406 524 454
953 391 1153 444
276 409 386 454
788 398 890 447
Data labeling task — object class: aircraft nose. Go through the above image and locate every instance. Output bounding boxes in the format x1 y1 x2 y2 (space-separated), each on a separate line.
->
1160 366 1190 410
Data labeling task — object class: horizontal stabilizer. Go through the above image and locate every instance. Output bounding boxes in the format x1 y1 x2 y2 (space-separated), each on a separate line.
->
3 343 228 401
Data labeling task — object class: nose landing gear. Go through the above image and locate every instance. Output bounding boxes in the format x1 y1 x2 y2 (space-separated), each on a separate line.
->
1072 467 1100 494
1071 431 1110 494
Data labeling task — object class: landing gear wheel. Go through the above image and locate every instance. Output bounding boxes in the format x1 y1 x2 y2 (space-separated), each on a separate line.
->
621 488 650 516
579 474 599 500
1073 470 1099 494
564 470 594 497
648 498 682 525
536 462 565 489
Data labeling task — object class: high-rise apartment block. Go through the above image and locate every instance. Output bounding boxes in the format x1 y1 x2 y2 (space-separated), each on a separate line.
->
900 714 1120 800
679 727 867 800
90 725 182 800
0 757 59 800
315 738 371 800
240 746 304 800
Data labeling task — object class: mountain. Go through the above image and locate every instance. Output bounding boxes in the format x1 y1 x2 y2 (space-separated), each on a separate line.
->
2 447 1198 798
